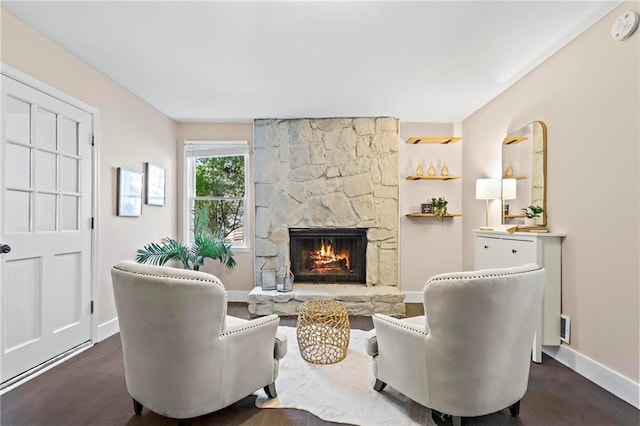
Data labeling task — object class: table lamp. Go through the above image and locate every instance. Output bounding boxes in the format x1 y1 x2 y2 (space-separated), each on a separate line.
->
502 178 517 224
476 178 501 230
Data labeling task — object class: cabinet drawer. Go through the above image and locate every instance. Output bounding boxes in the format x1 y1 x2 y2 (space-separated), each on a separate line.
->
500 239 536 267
475 236 500 270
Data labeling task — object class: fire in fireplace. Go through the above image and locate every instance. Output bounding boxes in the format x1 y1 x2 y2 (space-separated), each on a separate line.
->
289 228 367 283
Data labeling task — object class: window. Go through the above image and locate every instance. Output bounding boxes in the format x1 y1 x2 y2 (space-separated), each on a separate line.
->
184 141 249 251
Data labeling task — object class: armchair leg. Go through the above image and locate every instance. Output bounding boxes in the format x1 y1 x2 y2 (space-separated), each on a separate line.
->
373 379 387 392
132 398 143 415
509 400 521 417
264 382 278 398
432 410 462 425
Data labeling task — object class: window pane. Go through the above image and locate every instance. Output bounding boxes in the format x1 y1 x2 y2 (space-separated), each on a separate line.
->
195 155 245 197
194 199 244 243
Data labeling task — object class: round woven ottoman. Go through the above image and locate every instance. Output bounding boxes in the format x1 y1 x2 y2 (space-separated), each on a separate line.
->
296 299 350 364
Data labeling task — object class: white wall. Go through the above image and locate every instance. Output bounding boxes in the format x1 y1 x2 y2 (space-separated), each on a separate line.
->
1 9 179 329
462 1 639 383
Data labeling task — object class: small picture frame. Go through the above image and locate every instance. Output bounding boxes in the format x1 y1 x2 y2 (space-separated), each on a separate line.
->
503 204 510 215
144 162 166 206
421 203 433 214
117 168 143 217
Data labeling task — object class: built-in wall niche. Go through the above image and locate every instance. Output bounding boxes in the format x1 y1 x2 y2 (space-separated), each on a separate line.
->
502 121 547 226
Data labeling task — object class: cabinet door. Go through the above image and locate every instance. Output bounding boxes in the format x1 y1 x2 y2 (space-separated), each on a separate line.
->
499 239 536 267
475 236 500 269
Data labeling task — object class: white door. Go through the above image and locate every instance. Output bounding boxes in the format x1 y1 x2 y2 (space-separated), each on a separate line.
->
1 75 93 384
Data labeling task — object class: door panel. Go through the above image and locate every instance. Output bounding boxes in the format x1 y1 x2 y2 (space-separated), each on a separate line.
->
1 75 93 384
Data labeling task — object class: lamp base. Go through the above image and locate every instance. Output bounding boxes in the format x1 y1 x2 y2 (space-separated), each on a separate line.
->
479 226 495 231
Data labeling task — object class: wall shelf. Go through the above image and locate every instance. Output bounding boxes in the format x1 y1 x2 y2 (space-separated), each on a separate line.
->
406 213 462 218
504 214 526 219
503 136 528 145
406 136 461 145
406 175 460 181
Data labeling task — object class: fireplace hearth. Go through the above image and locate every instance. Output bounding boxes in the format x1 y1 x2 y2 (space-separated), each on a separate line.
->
290 228 367 283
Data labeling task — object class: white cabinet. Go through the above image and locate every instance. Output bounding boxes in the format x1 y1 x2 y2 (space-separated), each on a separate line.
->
474 230 565 363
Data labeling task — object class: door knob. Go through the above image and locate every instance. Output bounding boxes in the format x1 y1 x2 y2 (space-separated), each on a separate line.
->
1 244 11 254
512 249 518 254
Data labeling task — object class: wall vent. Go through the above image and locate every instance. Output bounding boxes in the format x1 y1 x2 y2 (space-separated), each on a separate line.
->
560 314 570 344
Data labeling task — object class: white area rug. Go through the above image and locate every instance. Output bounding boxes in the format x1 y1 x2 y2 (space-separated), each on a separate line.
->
255 326 430 425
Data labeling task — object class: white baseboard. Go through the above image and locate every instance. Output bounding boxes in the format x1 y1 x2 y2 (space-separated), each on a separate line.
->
96 317 119 342
403 292 423 304
227 291 250 302
543 345 639 409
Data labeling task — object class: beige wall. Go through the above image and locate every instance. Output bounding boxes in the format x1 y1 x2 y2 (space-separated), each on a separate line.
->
1 10 179 326
462 2 639 382
176 123 255 291
398 123 462 292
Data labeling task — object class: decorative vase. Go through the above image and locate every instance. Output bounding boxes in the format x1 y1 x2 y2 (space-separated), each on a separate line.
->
427 162 436 176
505 163 514 178
441 162 449 176
415 162 423 176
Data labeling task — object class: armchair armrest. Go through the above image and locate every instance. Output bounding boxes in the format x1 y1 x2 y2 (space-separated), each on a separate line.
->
371 314 429 363
274 329 288 360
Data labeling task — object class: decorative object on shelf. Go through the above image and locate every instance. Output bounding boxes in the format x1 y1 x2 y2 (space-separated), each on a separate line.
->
136 206 236 270
521 205 544 226
502 178 517 224
277 263 294 292
476 178 501 230
431 197 448 221
117 167 143 217
260 257 277 291
440 162 449 176
504 163 514 178
415 162 424 176
421 203 433 214
144 162 166 206
427 162 436 176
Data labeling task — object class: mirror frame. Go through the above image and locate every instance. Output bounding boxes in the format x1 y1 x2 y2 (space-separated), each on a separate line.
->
502 120 547 226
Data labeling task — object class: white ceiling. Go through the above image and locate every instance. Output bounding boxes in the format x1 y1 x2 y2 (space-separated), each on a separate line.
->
2 1 622 123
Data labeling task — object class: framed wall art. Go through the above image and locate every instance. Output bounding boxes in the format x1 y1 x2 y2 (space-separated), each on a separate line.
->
144 162 166 206
117 167 143 217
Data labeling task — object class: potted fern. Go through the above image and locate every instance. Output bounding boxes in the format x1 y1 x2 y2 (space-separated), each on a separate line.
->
136 207 236 270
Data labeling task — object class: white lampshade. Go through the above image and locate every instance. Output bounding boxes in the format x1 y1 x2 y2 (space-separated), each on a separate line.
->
502 178 517 200
475 179 501 200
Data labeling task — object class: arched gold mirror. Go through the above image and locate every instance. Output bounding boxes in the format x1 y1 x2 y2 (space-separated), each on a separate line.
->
502 121 547 226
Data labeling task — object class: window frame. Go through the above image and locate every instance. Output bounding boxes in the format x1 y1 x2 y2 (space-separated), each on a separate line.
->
183 141 250 252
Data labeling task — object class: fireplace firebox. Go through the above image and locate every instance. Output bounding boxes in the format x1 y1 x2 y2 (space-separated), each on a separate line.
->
289 228 367 283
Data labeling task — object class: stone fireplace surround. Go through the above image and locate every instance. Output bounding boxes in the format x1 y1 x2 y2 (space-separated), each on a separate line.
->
247 118 405 317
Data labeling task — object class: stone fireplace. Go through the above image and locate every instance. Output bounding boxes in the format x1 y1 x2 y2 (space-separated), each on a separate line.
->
247 117 405 316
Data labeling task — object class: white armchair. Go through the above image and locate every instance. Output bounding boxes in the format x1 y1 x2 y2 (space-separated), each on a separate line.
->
111 261 287 424
365 264 544 426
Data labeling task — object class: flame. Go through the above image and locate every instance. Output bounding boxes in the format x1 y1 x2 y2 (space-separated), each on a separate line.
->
311 242 350 270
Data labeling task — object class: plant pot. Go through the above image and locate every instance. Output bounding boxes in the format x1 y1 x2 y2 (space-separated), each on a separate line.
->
524 217 536 227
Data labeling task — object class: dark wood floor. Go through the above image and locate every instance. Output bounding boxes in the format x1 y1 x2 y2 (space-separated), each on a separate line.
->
1 303 638 426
